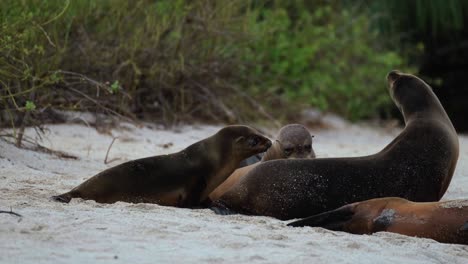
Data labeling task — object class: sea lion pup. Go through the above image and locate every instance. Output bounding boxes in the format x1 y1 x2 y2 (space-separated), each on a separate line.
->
262 124 316 161
288 197 468 245
209 124 316 201
212 71 459 220
51 125 272 207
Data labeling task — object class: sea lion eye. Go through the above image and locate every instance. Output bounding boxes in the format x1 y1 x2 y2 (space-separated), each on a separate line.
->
284 148 293 156
305 145 312 151
248 136 259 147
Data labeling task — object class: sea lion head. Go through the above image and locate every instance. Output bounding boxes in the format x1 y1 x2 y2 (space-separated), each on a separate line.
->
387 70 435 118
276 124 315 158
217 125 272 158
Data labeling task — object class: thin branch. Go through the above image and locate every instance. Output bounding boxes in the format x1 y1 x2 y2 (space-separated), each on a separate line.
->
60 70 105 88
63 84 132 122
41 0 71 26
0 133 78 160
216 78 281 127
104 137 120 164
58 70 132 99
190 80 236 122
16 90 36 147
34 143 79 160
0 208 22 218
34 23 57 48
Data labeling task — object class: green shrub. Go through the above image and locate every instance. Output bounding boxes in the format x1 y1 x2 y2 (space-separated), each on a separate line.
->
0 0 410 137
244 2 409 120
1 0 259 129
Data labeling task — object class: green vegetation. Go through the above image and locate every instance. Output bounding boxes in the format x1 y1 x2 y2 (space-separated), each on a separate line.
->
370 0 468 37
1 0 409 138
245 2 406 120
368 0 468 132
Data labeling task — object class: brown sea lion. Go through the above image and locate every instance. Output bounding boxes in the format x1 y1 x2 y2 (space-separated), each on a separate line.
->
212 71 459 220
51 125 272 207
288 197 468 245
262 124 316 161
209 124 315 201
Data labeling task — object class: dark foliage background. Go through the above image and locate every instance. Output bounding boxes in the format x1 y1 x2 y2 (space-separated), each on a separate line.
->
370 0 468 131
1 0 467 141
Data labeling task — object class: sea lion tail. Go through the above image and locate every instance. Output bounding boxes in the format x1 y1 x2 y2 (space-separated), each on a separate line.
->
287 206 354 230
50 191 75 203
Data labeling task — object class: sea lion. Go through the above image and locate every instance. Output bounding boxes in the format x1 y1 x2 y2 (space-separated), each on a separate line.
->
51 125 272 207
263 124 316 161
288 197 468 245
238 154 263 167
209 124 315 201
212 71 459 220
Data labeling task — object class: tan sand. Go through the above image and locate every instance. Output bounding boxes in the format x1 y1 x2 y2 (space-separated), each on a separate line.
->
1 120 467 263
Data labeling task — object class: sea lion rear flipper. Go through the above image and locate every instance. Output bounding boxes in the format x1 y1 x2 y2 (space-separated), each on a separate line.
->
50 192 73 203
287 206 354 231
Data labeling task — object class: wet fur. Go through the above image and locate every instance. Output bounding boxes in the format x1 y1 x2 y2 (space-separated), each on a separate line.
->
215 71 459 220
52 126 271 207
288 197 468 245
209 124 315 201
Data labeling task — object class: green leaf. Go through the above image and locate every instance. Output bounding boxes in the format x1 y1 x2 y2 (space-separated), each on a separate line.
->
50 72 61 83
110 80 120 94
25 101 36 111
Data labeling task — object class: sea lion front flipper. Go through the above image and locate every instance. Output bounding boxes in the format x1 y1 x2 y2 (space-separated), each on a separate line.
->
50 192 73 203
287 206 354 230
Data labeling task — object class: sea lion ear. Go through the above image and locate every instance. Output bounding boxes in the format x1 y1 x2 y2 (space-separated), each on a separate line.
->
235 136 245 143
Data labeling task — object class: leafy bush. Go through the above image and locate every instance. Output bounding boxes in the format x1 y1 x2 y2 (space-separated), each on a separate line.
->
0 0 409 139
244 2 408 120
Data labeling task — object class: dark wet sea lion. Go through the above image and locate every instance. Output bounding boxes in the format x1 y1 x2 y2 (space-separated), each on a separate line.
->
209 124 315 201
288 197 468 245
51 125 271 207
212 71 459 220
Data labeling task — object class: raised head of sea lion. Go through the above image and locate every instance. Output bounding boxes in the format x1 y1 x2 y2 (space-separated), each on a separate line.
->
51 125 272 207
212 71 459 220
288 197 468 245
238 124 315 166
209 124 315 201
262 124 316 161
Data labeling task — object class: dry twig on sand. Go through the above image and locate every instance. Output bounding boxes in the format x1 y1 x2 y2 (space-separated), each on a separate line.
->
0 208 23 218
104 136 121 164
0 133 78 160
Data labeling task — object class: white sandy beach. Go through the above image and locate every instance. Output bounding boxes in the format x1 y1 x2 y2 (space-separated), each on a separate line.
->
1 119 467 264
